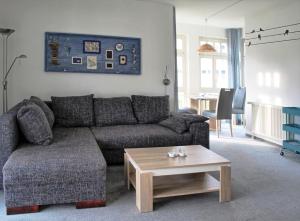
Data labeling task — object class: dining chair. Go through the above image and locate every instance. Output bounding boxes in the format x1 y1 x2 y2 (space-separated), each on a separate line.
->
232 87 246 125
202 88 235 138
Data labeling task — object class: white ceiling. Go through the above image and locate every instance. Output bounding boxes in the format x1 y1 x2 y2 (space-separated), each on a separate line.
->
142 0 298 28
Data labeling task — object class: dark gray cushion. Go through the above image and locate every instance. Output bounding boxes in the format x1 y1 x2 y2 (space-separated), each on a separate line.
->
94 97 137 127
30 96 55 128
131 95 169 123
17 102 53 145
172 113 209 127
51 94 94 127
91 124 192 150
159 116 188 134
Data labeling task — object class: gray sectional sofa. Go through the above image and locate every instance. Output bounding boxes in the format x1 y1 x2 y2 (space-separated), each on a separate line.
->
0 94 209 214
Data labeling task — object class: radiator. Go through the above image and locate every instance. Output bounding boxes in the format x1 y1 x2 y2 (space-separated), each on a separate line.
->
248 102 283 145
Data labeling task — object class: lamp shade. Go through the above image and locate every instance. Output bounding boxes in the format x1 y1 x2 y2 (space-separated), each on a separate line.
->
0 28 15 35
18 54 27 59
197 43 216 53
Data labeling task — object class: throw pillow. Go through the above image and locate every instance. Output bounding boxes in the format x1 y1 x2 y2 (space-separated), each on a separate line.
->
30 96 55 128
172 113 209 127
51 94 94 127
131 95 169 124
159 116 188 134
17 102 53 145
94 97 137 127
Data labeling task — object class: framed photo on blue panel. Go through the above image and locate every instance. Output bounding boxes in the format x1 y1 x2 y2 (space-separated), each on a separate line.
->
83 40 101 54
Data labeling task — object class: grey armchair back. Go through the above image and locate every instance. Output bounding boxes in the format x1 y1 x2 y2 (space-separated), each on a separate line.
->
216 88 235 120
232 87 246 114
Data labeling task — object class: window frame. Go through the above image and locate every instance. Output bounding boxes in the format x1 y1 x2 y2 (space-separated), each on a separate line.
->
176 34 188 108
198 37 228 91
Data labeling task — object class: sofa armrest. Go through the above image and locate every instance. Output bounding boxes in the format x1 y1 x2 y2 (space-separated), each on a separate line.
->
189 122 209 149
0 113 20 190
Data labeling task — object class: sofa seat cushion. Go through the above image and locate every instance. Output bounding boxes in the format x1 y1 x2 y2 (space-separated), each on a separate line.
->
91 124 192 150
3 127 106 186
94 97 137 127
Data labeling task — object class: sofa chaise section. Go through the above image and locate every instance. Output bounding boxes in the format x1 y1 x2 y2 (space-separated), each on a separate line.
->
91 122 209 165
3 127 106 213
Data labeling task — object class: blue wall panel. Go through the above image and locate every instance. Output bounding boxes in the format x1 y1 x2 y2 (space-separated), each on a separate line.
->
45 32 141 75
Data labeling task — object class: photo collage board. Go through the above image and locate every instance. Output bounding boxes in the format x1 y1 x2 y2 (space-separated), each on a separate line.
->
45 32 141 75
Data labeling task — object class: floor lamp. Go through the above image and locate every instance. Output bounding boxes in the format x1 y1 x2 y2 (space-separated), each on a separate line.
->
1 28 27 113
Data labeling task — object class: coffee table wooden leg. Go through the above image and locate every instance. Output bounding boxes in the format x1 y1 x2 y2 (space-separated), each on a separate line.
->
136 170 153 212
124 153 131 190
219 166 231 202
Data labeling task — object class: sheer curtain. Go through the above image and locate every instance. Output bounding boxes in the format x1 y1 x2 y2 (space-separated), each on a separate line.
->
173 6 179 111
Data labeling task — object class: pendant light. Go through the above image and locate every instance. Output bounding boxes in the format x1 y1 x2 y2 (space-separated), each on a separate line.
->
197 18 216 53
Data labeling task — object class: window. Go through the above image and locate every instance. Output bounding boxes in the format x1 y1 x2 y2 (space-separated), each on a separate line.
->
176 35 187 109
199 37 229 90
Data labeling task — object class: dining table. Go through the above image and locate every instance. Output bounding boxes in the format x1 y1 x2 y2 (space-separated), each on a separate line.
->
190 94 218 130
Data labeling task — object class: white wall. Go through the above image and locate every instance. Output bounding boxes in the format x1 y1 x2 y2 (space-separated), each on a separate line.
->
0 0 176 113
245 1 300 130
176 23 226 102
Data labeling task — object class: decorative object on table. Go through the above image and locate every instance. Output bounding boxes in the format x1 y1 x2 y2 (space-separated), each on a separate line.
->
1 27 27 113
167 151 177 158
83 40 101 53
105 62 113 69
281 107 300 156
177 146 187 157
119 55 127 65
72 57 82 64
105 50 113 60
115 43 124 51
167 147 186 158
87 56 97 70
45 32 141 74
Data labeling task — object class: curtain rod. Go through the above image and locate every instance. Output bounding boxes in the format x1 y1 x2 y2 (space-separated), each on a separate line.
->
244 30 300 41
246 22 300 35
245 37 300 47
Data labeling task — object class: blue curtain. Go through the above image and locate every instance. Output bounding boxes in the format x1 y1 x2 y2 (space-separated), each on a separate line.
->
226 28 243 123
226 28 243 89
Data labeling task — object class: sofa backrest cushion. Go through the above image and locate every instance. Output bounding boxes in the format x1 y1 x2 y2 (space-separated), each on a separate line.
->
30 96 55 128
94 97 137 127
17 102 53 145
51 94 94 127
131 95 169 124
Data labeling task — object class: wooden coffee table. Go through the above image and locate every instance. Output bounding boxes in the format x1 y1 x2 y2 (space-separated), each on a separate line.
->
124 145 231 212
